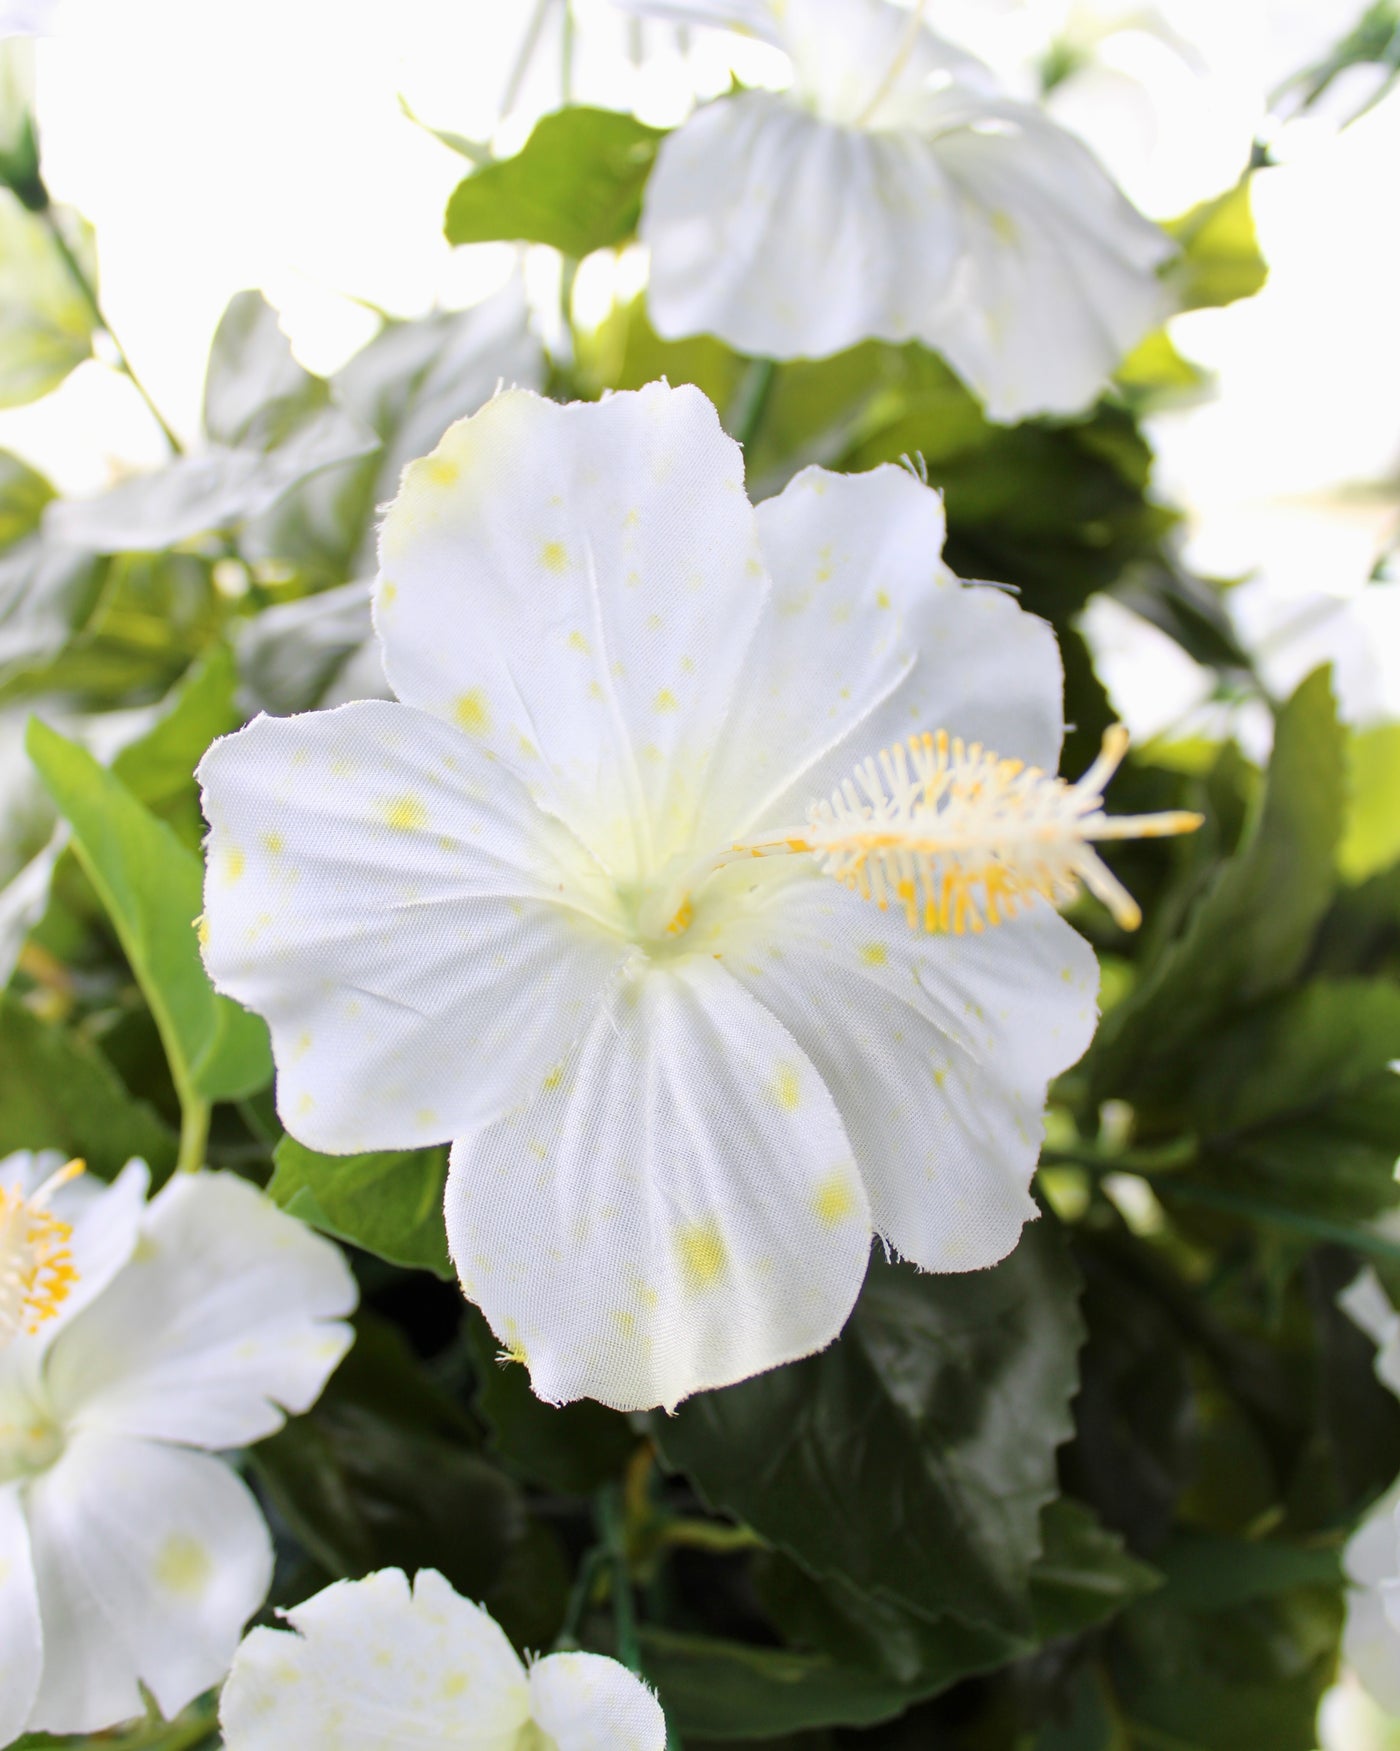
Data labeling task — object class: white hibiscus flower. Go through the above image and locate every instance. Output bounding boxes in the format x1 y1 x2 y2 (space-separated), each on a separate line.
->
197 382 1195 1414
613 0 1174 420
0 1151 357 1739
221 1567 666 1750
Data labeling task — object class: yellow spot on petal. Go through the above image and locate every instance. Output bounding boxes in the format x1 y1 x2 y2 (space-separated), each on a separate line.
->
425 457 459 486
517 734 539 759
541 541 568 573
567 629 590 655
154 1534 212 1598
415 1109 437 1129
876 589 891 609
453 689 491 736
646 612 664 632
676 1221 726 1291
653 688 678 713
666 898 694 937
542 1063 564 1091
293 1031 312 1060
223 847 246 883
440 1671 470 1700
382 794 428 832
812 1173 859 1227
771 1061 801 1111
195 916 209 947
380 581 398 607
296 1092 315 1116
261 831 284 855
612 1309 637 1334
990 209 1018 243
859 942 888 967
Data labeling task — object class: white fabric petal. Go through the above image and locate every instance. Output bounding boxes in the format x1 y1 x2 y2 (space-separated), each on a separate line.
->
642 94 965 361
198 701 630 1153
607 0 783 41
1339 1268 1400 1401
220 1568 531 1750
25 1430 272 1732
374 384 770 882
1344 1493 1400 1715
46 1171 355 1449
0 1484 41 1741
528 1651 667 1751
446 956 871 1412
920 102 1172 420
696 464 1063 849
721 872 1099 1268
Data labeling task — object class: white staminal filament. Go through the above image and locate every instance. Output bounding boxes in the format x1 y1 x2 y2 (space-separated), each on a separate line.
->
711 724 1201 935
0 1157 84 1346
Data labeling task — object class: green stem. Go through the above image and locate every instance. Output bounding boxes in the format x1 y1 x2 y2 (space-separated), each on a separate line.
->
42 207 184 456
176 1094 211 1176
600 1484 643 1675
561 0 576 106
729 356 777 451
556 1543 608 1650
501 0 552 116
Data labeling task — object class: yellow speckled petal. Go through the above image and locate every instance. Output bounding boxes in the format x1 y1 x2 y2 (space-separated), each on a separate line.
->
446 957 871 1413
221 1568 531 1750
721 873 1099 1271
374 383 771 881
24 1433 271 1733
529 1651 667 1751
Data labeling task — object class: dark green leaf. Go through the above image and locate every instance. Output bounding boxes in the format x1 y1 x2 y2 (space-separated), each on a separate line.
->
0 993 176 1177
268 1134 452 1278
26 720 272 1103
445 107 665 257
654 1222 1084 1635
1166 179 1269 312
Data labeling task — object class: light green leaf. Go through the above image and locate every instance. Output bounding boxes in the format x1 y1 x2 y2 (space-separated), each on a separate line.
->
1341 721 1400 884
0 196 95 408
0 993 177 1178
25 720 271 1105
0 450 52 551
268 1134 452 1279
653 1222 1084 1636
1166 178 1270 312
444 107 665 257
1091 668 1344 1109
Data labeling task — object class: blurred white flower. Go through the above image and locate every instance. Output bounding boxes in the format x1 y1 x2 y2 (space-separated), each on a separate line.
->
613 0 1172 419
1341 1485 1400 1717
0 1153 356 1739
220 1566 667 1751
195 382 1172 1412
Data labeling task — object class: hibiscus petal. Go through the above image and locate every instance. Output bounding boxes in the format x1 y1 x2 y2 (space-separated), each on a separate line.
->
642 93 964 359
0 1484 41 1742
529 1651 668 1751
47 1172 354 1450
375 383 771 881
220 1568 530 1750
25 1432 271 1733
697 464 1062 847
198 700 629 1152
447 956 871 1412
723 873 1099 1269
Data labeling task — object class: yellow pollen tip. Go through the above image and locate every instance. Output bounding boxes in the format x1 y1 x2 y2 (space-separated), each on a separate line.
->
0 1159 86 1344
666 897 694 936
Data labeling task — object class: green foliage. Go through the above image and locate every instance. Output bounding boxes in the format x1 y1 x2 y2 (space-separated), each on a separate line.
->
1342 721 1400 882
268 1135 453 1278
445 107 666 256
0 198 95 407
1167 179 1270 312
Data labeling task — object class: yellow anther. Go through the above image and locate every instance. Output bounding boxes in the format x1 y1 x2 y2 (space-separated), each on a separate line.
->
0 1158 85 1345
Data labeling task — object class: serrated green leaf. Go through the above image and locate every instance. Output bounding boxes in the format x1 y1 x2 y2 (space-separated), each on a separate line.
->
268 1134 452 1278
653 1222 1084 1636
25 720 271 1105
0 196 95 408
1167 178 1269 312
1090 668 1343 1109
445 107 665 257
0 993 176 1177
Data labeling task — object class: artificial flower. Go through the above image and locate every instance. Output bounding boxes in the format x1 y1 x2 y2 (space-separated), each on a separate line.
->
220 1566 666 1750
0 1152 356 1739
1341 1484 1400 1716
197 382 1192 1413
615 0 1173 420
1341 1266 1400 1402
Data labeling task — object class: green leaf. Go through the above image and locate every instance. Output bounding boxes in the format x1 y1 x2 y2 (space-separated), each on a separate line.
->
113 643 239 817
1090 669 1344 1109
461 1308 636 1493
1166 179 1270 312
0 450 52 551
252 1315 567 1651
444 107 665 257
1030 1498 1163 1639
1175 979 1400 1221
0 197 95 408
25 720 272 1104
653 1221 1084 1636
268 1134 452 1278
1341 721 1400 883
0 993 177 1177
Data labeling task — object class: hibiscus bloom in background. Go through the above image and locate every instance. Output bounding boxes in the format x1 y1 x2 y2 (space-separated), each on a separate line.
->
0 1153 356 1739
610 0 1173 420
221 1567 666 1750
194 382 1204 1414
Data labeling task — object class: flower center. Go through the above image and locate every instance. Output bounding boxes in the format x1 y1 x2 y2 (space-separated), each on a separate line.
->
0 1157 84 1348
0 1403 65 1484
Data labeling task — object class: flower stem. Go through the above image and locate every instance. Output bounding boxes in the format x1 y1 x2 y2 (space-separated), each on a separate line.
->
600 1483 643 1675
729 355 776 451
176 1094 211 1176
41 206 184 456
